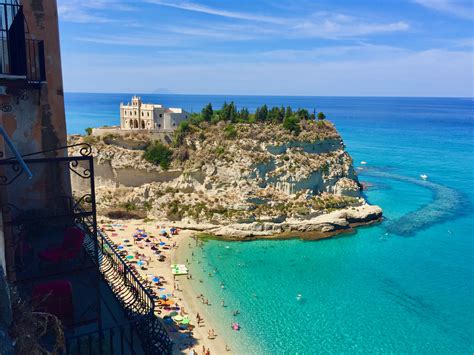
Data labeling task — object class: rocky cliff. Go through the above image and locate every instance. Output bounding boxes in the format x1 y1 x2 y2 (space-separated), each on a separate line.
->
68 120 382 239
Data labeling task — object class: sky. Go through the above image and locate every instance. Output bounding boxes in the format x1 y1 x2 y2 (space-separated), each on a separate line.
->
57 0 474 97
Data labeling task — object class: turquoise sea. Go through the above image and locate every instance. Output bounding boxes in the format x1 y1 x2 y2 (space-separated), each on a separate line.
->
65 94 474 354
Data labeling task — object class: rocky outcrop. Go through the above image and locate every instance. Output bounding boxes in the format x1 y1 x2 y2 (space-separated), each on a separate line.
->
172 204 383 240
69 120 382 239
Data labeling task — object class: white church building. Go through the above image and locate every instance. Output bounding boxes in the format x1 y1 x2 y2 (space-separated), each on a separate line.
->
120 96 190 131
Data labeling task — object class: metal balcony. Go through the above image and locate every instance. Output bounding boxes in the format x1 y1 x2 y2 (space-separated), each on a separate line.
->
1 1 46 85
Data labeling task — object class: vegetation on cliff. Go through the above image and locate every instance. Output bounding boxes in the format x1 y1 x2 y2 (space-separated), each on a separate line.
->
68 103 369 228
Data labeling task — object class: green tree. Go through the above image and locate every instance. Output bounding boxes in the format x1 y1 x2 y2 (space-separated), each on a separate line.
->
221 102 230 121
202 103 213 122
143 142 173 169
317 112 326 120
268 106 281 123
238 107 250 122
285 106 293 119
85 127 92 136
228 101 238 122
256 104 268 122
283 115 301 135
279 106 285 122
296 108 310 120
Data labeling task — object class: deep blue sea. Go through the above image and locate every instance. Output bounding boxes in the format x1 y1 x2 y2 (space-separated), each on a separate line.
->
65 94 474 354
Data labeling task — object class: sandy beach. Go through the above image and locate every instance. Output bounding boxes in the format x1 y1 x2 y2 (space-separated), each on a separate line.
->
98 218 233 355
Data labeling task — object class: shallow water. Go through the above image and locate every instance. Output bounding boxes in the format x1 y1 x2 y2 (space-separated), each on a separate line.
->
66 95 474 353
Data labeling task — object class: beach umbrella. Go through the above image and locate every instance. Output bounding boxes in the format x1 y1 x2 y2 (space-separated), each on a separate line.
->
137 261 145 267
152 277 160 283
118 246 124 250
126 255 134 260
169 311 178 317
173 315 183 322
159 242 166 246
160 229 167 234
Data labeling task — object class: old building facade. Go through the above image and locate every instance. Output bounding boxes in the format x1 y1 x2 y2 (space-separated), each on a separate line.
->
120 96 189 131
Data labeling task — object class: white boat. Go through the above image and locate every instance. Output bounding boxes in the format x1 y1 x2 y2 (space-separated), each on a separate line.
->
420 174 428 180
361 161 367 165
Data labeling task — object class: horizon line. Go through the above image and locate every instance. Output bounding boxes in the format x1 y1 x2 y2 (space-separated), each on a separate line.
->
64 91 474 99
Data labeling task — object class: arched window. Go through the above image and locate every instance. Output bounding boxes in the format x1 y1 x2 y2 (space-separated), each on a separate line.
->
141 121 145 129
134 119 138 128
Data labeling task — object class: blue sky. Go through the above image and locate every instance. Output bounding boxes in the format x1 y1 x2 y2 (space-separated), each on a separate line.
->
58 0 473 97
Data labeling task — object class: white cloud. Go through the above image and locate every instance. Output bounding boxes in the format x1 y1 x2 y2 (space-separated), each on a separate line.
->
146 1 410 40
62 45 473 97
144 0 285 24
57 0 136 23
413 0 474 20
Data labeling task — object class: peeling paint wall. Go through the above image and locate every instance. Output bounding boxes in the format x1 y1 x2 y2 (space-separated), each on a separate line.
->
0 0 69 279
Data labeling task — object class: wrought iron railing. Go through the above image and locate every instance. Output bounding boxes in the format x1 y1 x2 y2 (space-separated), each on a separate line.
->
0 143 172 354
79 224 172 355
0 1 46 84
65 321 139 355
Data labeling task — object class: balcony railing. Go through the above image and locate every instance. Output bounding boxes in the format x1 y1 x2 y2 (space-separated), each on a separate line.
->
65 322 139 355
79 219 172 354
0 143 172 354
1 1 46 84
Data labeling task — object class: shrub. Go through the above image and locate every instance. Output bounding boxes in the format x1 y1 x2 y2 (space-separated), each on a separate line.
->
224 124 237 139
174 146 190 162
282 115 301 135
215 146 225 155
143 142 173 169
173 120 191 147
85 127 92 136
121 202 137 211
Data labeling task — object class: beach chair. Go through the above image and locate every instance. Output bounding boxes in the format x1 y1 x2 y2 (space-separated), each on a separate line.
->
32 280 74 326
38 227 86 264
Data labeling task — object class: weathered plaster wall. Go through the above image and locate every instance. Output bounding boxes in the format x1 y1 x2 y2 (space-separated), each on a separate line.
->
0 0 70 279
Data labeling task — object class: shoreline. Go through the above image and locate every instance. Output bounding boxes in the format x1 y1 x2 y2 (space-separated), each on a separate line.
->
172 236 237 354
170 204 383 242
97 218 233 355
98 211 381 354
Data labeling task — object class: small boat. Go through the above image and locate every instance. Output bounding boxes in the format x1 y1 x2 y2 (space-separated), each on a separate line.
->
232 322 240 331
361 161 367 165
420 174 428 180
296 294 302 301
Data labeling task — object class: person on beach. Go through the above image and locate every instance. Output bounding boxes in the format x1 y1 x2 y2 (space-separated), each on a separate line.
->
225 345 230 351
221 300 225 307
206 348 210 355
